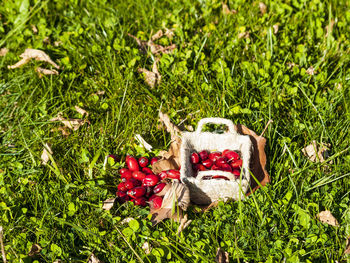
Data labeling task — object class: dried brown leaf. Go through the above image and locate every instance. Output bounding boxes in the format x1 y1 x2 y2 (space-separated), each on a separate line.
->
151 30 163 42
150 181 190 225
325 19 335 37
317 210 339 226
135 134 153 151
222 3 237 15
216 248 229 263
306 66 316 75
50 113 88 130
28 244 42 257
0 48 8 57
302 140 330 163
238 32 250 39
176 214 192 235
31 24 38 34
88 253 103 263
164 28 175 38
35 67 59 78
259 2 267 15
74 106 89 117
102 198 115 210
236 123 270 195
158 111 181 141
344 237 350 255
8 48 59 69
128 33 176 55
41 143 53 165
142 242 152 254
152 139 181 173
273 24 279 34
138 60 161 88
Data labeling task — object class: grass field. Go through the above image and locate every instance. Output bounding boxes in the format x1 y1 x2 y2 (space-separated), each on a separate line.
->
1 0 350 262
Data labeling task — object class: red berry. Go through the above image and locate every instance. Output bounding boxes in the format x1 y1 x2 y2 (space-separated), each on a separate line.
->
125 178 140 190
190 152 200 164
145 186 153 197
153 183 166 194
222 149 231 156
117 182 127 192
116 191 130 203
120 168 130 176
121 170 133 181
211 164 220 170
198 150 209 161
148 194 158 202
209 152 222 162
127 186 146 198
223 150 240 162
232 168 241 177
195 164 207 171
220 163 232 172
202 159 213 168
132 171 146 180
126 156 140 171
142 174 160 187
133 197 147 206
166 169 180 180
142 167 154 175
138 157 149 167
215 157 228 167
159 171 168 180
230 159 243 168
150 157 159 165
150 196 163 209
116 191 127 198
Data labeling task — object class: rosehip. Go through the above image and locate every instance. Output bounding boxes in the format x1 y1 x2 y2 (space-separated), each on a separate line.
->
142 167 154 175
153 183 166 194
150 196 163 209
132 171 146 180
108 154 118 162
202 159 213 168
120 168 130 176
220 163 232 172
211 164 220 170
166 169 180 180
230 159 243 168
117 182 127 192
116 191 128 198
127 186 146 198
126 156 140 171
159 171 168 180
133 197 147 206
116 191 130 203
148 194 158 202
150 157 159 165
209 152 222 162
142 174 160 187
145 186 153 197
222 149 231 156
138 157 149 167
198 150 209 161
121 170 133 181
190 152 200 164
232 168 241 177
195 164 207 171
125 178 141 190
223 150 240 162
215 157 228 167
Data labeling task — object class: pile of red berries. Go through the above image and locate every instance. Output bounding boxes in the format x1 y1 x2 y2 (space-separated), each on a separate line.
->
116 155 180 207
190 149 243 178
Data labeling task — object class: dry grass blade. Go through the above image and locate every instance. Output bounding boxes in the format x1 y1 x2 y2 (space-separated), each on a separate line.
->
88 253 103 263
222 3 237 15
8 48 60 69
317 210 339 226
35 67 59 77
344 236 350 255
0 48 8 57
306 66 316 75
215 247 229 263
74 106 89 117
164 28 175 38
176 214 192 235
135 134 153 151
259 2 267 14
151 29 163 41
0 226 7 263
41 143 53 165
102 198 115 210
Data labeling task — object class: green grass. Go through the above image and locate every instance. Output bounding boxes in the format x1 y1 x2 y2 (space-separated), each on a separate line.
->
1 0 350 262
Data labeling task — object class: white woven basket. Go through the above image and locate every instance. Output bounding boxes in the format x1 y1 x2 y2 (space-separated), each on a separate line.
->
180 118 252 205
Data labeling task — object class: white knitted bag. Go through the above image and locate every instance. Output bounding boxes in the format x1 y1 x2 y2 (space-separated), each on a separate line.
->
180 118 252 205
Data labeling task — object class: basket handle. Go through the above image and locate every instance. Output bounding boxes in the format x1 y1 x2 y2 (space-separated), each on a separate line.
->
196 118 237 135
